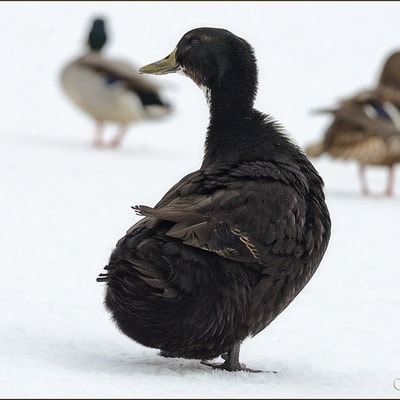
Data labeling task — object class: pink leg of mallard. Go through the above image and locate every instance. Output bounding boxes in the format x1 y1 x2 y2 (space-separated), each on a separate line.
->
93 120 105 147
109 123 129 148
359 164 369 196
385 165 395 197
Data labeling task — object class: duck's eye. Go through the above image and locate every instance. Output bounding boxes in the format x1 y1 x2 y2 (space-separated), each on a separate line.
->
191 38 199 46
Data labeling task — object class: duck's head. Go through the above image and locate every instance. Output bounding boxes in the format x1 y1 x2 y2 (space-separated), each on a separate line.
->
139 27 258 110
379 51 400 89
88 18 107 52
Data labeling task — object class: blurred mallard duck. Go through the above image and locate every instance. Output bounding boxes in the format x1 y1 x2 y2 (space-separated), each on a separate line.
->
60 18 172 148
97 27 331 372
305 51 400 196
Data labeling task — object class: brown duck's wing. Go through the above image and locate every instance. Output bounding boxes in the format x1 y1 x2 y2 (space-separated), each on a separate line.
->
334 104 396 137
134 164 309 268
347 85 400 106
316 85 400 138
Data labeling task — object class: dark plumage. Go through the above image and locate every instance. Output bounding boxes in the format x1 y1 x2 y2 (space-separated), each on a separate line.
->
97 27 331 371
306 51 400 196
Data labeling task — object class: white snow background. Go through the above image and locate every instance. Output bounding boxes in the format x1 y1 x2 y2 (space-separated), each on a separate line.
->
1 1 400 398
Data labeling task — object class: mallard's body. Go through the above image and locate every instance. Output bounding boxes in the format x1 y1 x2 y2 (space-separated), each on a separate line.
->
306 53 400 196
97 28 331 371
61 52 170 124
60 19 171 147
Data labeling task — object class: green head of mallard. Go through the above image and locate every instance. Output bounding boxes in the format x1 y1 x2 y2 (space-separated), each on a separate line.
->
88 18 107 52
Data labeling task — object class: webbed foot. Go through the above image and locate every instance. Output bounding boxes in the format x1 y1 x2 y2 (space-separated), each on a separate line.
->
200 343 274 373
200 359 263 373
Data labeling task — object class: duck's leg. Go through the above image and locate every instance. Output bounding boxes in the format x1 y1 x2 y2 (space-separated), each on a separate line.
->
94 120 105 147
385 165 395 196
108 123 129 148
359 164 370 196
200 343 262 373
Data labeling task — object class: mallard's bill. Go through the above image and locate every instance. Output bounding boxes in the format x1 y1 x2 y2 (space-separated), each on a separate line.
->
139 48 179 75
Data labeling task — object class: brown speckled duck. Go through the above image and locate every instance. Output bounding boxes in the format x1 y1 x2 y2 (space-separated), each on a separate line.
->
97 27 331 372
306 51 400 196
60 18 172 148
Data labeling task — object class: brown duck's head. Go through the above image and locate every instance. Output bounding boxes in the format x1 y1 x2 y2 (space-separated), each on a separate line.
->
379 51 400 88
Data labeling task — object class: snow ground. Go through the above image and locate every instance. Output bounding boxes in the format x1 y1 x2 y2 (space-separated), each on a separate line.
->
1 2 400 398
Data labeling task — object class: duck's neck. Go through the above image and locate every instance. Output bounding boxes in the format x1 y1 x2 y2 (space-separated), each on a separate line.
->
205 77 255 112
208 86 254 130
200 80 301 169
201 85 259 168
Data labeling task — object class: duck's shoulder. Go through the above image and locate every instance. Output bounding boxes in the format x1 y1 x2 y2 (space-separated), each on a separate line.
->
151 155 327 229
155 160 306 205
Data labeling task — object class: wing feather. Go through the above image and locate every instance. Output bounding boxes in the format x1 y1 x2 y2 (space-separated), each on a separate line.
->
133 164 308 268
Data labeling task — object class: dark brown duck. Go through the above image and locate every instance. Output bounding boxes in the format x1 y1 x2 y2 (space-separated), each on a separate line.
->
97 27 331 372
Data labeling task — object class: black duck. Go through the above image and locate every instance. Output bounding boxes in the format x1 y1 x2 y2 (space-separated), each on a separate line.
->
306 51 400 196
60 18 171 148
97 27 331 372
